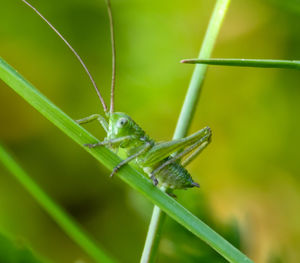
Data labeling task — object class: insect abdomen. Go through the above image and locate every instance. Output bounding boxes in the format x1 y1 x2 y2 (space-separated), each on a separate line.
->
156 160 199 189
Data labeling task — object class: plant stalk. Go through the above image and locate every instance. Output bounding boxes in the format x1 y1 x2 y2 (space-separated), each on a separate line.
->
174 0 231 139
140 204 166 263
140 0 231 262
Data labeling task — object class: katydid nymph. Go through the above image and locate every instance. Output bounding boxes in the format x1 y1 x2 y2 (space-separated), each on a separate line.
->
22 0 212 191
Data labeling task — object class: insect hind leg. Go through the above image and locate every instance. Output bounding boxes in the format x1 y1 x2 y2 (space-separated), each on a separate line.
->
149 127 211 179
182 138 211 167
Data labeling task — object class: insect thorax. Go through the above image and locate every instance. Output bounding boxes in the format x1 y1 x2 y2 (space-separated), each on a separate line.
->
107 112 153 149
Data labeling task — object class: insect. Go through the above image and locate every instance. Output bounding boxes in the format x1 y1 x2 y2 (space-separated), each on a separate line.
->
22 0 212 191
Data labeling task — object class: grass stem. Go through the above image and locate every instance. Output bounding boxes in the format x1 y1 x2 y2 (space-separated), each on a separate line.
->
141 0 232 262
174 0 231 139
140 204 166 263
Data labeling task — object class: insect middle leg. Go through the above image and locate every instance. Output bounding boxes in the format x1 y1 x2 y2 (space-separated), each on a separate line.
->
110 142 152 177
83 135 152 178
84 135 132 148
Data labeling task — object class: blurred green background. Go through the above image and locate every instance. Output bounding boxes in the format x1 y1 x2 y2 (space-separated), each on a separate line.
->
0 0 300 262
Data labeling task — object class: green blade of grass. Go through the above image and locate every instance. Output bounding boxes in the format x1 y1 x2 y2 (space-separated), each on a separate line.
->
142 0 232 262
181 58 300 69
140 199 166 263
0 143 116 263
0 57 253 263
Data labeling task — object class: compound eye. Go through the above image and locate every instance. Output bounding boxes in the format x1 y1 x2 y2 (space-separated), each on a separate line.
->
117 117 128 128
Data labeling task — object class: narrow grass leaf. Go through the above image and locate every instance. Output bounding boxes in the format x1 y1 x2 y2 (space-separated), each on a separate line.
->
181 58 300 69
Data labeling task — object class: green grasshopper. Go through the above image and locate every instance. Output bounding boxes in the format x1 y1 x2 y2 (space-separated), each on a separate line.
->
23 0 212 190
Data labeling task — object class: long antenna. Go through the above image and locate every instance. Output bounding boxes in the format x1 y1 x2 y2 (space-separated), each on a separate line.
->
21 0 108 113
106 0 116 114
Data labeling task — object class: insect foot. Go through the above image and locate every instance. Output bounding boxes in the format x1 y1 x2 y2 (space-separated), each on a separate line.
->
110 167 119 178
84 142 103 148
191 182 200 188
150 175 158 186
166 191 177 198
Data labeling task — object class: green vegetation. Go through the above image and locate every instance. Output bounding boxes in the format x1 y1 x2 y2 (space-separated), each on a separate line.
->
0 0 299 262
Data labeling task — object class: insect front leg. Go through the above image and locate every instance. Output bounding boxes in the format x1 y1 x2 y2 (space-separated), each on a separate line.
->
85 135 132 148
76 114 108 133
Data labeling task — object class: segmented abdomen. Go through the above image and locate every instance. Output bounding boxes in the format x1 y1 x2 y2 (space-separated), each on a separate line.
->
156 160 199 189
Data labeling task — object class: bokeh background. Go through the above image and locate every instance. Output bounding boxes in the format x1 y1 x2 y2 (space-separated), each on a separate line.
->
0 0 300 262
